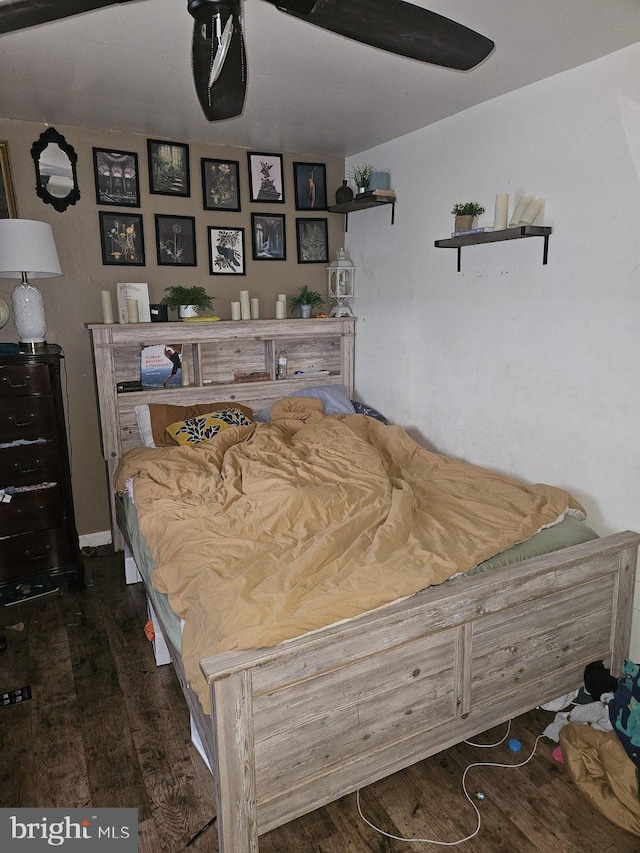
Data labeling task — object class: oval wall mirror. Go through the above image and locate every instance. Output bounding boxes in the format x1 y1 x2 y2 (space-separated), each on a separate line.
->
31 127 80 213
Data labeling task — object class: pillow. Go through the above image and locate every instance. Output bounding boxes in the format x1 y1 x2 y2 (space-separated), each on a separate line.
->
351 400 390 424
166 408 253 446
134 405 155 448
147 401 253 447
254 384 356 422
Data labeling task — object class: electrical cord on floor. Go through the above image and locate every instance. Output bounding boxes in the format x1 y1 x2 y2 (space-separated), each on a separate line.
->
464 718 511 747
185 814 217 848
356 728 544 847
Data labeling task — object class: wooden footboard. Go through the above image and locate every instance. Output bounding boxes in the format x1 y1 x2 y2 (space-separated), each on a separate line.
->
195 531 638 853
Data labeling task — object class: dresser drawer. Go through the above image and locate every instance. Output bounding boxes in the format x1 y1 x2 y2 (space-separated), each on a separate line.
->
0 485 63 537
0 528 71 582
0 441 61 486
0 396 57 442
0 362 51 398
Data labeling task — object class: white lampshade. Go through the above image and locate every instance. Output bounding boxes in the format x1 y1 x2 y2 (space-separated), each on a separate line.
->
0 219 62 278
0 219 62 350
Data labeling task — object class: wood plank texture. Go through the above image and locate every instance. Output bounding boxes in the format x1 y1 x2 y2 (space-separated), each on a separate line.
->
1 548 639 851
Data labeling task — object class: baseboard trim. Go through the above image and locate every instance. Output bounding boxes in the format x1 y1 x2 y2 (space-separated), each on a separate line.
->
79 530 112 548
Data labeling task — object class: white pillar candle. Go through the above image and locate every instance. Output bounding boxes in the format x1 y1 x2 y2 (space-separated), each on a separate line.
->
518 197 544 226
240 290 251 320
231 301 241 320
275 300 286 319
101 290 114 324
494 193 509 231
277 293 287 304
126 298 139 323
250 297 260 320
508 196 533 227
181 357 190 386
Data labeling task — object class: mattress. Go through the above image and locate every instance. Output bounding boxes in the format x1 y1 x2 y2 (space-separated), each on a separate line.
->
116 491 599 656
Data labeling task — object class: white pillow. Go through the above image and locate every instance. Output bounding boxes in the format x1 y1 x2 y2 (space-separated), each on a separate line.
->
134 404 155 448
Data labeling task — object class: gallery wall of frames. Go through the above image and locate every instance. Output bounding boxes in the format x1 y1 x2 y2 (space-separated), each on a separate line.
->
92 142 333 272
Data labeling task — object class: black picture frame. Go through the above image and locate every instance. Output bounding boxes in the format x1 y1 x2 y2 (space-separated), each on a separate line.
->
293 162 327 211
147 138 190 197
251 213 286 260
155 214 197 266
208 227 246 275
201 158 241 211
99 212 145 266
247 152 285 203
93 148 140 207
296 217 328 264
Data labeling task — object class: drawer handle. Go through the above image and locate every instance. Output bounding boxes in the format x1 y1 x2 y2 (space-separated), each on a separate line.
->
10 415 36 427
25 545 51 560
14 463 39 474
2 377 30 389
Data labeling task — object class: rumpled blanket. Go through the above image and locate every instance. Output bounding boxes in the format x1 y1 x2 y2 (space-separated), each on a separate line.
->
114 405 584 713
560 724 640 836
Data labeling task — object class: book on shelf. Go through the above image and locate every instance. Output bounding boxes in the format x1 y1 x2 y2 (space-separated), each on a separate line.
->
140 343 183 389
116 282 151 323
450 226 494 237
360 188 396 200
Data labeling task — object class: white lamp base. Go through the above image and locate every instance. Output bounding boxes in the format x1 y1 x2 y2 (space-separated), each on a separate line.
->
12 280 47 349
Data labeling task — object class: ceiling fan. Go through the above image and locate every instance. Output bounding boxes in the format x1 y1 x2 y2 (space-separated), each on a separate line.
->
0 0 494 121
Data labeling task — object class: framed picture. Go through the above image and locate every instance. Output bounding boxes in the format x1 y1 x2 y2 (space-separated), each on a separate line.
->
208 227 246 275
296 217 328 263
99 212 145 266
201 158 240 211
0 141 18 218
251 213 286 260
247 152 284 203
92 148 140 206
155 214 197 266
147 138 190 196
293 162 327 211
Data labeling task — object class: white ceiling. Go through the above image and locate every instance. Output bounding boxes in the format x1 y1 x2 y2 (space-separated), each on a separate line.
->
2 0 640 157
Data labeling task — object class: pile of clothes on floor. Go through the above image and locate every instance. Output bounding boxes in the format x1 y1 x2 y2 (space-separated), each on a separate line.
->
543 660 640 835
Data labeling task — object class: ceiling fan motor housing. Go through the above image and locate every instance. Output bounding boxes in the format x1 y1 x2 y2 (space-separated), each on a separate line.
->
188 0 240 24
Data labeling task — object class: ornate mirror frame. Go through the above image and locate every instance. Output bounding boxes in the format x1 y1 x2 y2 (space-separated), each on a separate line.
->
31 127 80 213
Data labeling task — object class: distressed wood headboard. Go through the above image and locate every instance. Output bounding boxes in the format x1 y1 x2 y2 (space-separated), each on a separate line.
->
88 318 355 548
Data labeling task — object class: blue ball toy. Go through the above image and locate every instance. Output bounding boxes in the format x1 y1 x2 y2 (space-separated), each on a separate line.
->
508 738 522 753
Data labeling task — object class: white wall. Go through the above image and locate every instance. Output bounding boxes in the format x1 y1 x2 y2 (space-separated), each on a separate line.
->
346 42 640 657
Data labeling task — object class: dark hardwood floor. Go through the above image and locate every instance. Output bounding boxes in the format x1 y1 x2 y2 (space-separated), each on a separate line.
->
0 548 637 852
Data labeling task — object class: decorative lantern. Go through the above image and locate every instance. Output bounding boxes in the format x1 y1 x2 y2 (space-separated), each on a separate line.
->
327 248 355 317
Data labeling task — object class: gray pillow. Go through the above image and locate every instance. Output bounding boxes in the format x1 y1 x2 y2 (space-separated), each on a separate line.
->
254 384 356 422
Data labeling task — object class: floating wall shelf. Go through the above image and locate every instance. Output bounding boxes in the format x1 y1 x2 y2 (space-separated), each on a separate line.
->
434 225 552 271
328 194 396 231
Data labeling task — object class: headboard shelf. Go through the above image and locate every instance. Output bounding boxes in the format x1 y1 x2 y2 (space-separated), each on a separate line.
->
88 318 356 549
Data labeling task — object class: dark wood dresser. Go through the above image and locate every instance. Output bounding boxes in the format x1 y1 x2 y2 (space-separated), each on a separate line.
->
0 344 83 590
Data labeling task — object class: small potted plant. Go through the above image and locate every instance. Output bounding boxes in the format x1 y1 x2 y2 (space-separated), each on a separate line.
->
451 201 485 233
289 285 325 319
161 285 214 319
348 163 374 194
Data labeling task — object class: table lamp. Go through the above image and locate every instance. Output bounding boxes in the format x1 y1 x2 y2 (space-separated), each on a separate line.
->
0 219 62 351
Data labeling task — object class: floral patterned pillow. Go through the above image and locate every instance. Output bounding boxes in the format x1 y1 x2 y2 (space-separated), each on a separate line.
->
165 408 253 446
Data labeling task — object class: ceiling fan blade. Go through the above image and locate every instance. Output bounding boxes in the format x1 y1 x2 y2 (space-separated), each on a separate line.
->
0 0 138 35
266 0 494 71
191 3 247 121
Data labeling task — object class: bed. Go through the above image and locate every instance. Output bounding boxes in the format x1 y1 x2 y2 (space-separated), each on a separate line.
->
88 319 639 853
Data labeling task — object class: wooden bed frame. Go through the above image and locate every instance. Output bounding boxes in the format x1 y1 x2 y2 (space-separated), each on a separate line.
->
89 319 639 853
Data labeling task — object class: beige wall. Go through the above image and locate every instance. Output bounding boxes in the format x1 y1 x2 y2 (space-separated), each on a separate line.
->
0 118 345 537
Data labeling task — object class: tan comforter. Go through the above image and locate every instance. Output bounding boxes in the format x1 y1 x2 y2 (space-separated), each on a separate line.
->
114 401 583 713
